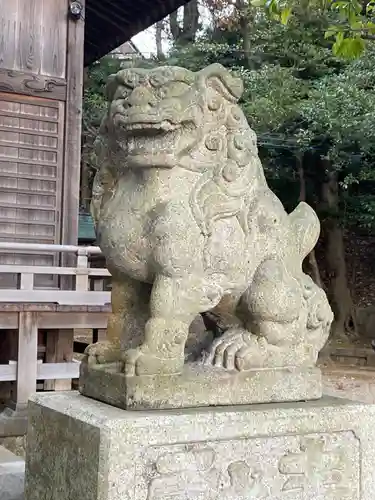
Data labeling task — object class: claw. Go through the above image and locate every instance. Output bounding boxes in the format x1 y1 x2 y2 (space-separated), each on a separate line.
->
123 345 184 376
205 329 265 371
84 340 122 367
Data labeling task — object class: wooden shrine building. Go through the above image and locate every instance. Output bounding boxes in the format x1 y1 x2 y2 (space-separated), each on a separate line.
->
0 0 190 434
0 0 189 267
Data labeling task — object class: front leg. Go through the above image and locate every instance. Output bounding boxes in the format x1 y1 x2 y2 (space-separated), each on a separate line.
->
85 273 151 368
124 274 222 376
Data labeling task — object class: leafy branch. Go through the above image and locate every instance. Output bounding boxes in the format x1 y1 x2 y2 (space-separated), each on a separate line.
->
251 0 375 56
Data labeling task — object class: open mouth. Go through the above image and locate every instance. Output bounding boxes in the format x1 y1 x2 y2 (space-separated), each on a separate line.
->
112 113 196 159
123 120 181 134
120 125 182 157
113 112 181 137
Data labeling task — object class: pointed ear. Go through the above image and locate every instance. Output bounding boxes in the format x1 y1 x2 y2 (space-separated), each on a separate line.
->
105 74 118 102
198 63 244 102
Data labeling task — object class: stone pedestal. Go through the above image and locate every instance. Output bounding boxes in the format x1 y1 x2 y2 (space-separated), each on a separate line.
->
24 392 375 500
79 362 323 410
0 445 25 500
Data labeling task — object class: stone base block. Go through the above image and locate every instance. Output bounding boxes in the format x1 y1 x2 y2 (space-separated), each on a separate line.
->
0 446 25 500
0 408 28 438
79 362 322 409
25 391 375 500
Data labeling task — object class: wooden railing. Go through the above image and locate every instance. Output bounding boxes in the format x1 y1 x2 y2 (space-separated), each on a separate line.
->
0 242 111 305
0 243 112 417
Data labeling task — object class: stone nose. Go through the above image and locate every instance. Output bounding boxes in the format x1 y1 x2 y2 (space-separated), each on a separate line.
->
126 86 157 107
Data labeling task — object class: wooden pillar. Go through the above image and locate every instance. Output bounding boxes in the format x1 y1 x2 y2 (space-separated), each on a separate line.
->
16 312 38 411
59 4 86 362
44 329 74 391
61 0 86 250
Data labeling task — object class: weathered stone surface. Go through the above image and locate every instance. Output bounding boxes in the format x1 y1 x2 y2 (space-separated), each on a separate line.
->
0 446 25 500
0 438 26 460
25 392 375 500
82 63 333 407
80 362 322 409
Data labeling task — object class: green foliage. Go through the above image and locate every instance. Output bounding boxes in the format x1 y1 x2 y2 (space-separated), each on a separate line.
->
81 57 123 207
171 11 344 77
296 46 375 175
167 40 245 70
252 0 375 58
83 56 122 129
239 65 307 132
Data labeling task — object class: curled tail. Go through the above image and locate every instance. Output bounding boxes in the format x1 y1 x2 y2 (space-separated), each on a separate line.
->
288 202 320 260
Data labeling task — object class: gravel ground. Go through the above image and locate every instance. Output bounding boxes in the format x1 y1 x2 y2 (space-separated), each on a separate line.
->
323 366 375 403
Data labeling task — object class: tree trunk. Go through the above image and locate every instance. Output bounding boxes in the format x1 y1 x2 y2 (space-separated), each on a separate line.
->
169 9 181 42
182 0 199 44
155 20 165 60
169 1 199 45
80 161 92 212
297 154 323 288
320 169 357 341
81 67 93 212
307 251 323 289
236 0 253 69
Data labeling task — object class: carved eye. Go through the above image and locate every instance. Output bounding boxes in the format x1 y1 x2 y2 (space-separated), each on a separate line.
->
208 97 221 111
121 72 139 88
222 161 239 182
113 85 132 100
234 136 245 150
205 136 222 151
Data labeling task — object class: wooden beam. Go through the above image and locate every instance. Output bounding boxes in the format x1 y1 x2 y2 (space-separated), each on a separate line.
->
0 242 102 254
0 110 58 124
19 273 34 291
16 311 38 410
76 250 89 291
0 125 59 139
38 312 110 329
0 69 67 101
0 290 110 305
44 329 74 390
0 364 16 382
0 361 80 382
0 91 61 107
0 311 110 330
38 361 79 380
0 314 18 328
0 265 110 276
61 1 86 249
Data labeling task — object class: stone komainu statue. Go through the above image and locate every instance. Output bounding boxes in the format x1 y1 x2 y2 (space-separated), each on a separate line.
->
85 63 333 380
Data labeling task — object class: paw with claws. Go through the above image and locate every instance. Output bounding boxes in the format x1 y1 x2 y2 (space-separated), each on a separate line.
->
123 344 184 376
204 329 267 371
84 341 123 371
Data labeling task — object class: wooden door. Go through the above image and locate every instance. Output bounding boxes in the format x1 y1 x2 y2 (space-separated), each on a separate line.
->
0 0 85 286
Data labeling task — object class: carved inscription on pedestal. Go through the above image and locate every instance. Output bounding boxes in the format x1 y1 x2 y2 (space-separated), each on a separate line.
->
279 436 351 495
138 432 359 500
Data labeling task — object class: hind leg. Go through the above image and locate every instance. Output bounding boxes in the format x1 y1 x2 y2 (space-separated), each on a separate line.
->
205 259 308 370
